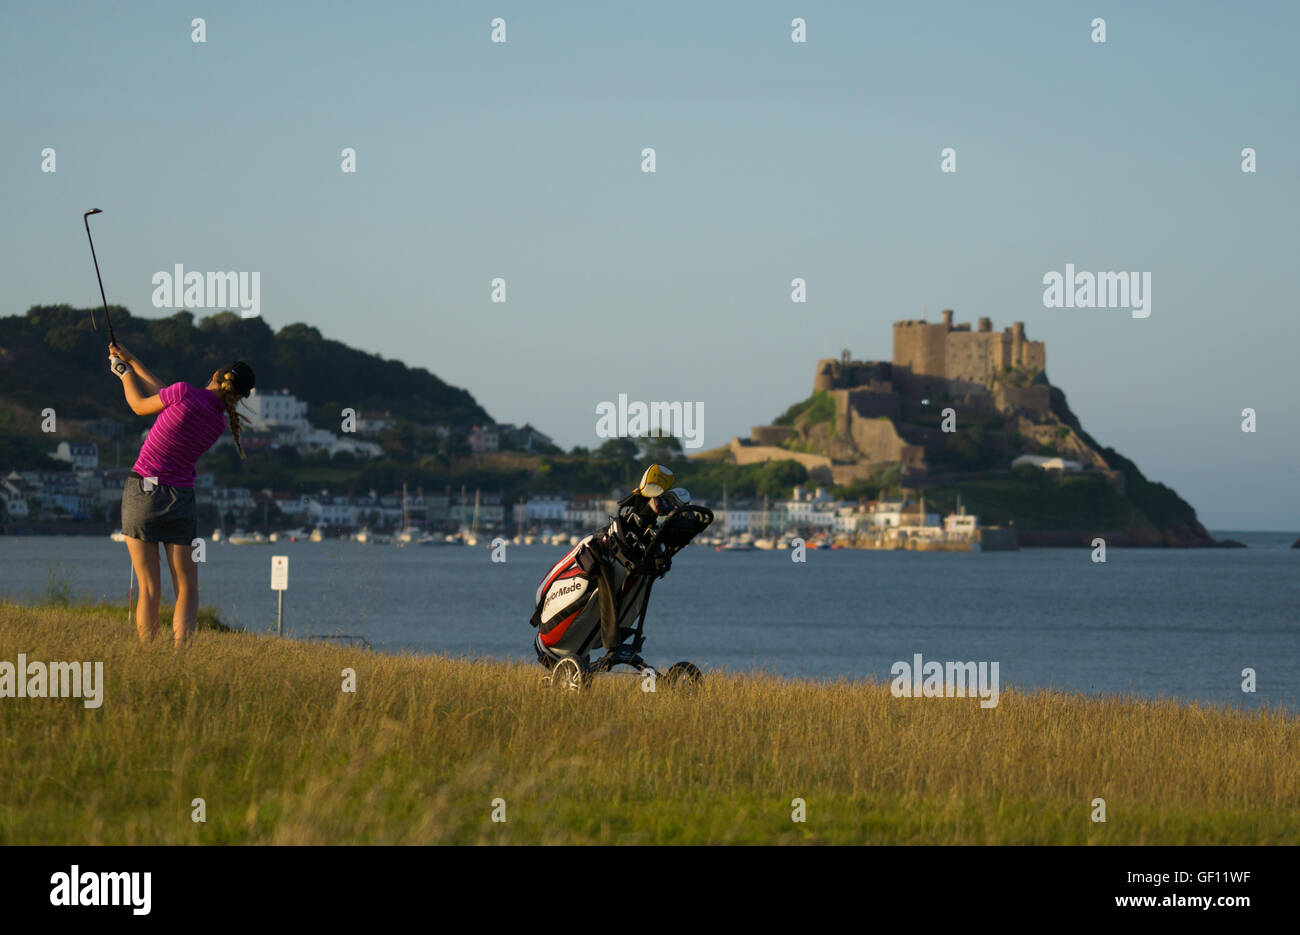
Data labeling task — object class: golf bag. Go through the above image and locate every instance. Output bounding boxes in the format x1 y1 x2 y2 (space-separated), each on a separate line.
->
530 490 713 671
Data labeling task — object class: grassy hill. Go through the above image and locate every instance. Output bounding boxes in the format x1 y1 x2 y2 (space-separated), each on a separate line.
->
2 601 1295 844
0 305 491 467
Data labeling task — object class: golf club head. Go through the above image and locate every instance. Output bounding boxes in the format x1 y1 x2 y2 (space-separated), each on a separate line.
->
84 209 102 217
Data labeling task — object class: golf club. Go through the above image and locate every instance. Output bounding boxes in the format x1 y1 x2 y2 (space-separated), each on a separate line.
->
84 208 134 622
83 208 128 375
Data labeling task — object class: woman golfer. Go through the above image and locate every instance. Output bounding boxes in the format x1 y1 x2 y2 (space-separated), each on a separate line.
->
110 342 255 646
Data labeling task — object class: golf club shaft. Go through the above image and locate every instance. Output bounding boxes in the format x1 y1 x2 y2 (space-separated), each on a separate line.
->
83 210 116 344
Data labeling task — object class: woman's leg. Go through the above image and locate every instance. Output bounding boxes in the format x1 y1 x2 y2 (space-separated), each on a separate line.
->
164 542 199 646
125 537 161 643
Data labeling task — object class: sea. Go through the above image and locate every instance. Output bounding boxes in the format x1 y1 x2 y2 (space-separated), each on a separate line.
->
0 531 1295 710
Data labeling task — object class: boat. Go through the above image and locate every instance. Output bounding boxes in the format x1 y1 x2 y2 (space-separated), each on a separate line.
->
462 489 481 547
211 529 223 542
721 534 757 551
309 527 325 542
109 530 127 543
227 529 269 545
355 527 390 545
752 495 774 549
395 484 417 546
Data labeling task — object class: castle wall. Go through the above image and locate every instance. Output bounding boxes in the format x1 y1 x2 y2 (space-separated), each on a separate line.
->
845 389 900 420
750 425 795 446
847 415 924 466
945 331 996 385
728 438 833 481
1019 340 1045 373
993 385 1052 418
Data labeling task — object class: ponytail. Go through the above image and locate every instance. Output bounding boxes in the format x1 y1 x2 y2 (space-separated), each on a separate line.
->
217 373 249 458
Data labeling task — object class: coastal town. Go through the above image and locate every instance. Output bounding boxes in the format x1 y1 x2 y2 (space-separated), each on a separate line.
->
1 444 1015 552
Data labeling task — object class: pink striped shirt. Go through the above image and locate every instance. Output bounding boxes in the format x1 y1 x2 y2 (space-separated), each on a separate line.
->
132 382 228 487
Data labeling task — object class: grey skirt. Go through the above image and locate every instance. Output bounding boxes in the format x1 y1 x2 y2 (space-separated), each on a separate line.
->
120 474 197 545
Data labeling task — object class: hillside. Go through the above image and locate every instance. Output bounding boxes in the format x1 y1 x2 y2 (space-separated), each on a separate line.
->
0 305 491 459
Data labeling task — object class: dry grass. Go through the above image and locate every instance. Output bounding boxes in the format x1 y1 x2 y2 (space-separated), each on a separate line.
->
1 600 1296 844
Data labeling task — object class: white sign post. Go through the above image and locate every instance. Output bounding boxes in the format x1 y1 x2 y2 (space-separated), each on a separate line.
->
271 555 289 636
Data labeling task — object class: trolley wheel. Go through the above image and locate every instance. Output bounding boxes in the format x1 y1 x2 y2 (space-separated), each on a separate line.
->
663 661 703 689
547 656 589 692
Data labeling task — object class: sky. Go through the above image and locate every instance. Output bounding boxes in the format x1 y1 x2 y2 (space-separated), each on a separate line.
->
1 0 1296 529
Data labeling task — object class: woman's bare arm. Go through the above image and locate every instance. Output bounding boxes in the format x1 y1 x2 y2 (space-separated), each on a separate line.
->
116 363 164 417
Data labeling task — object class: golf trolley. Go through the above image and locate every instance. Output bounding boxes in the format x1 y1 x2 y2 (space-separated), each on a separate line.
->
530 471 713 692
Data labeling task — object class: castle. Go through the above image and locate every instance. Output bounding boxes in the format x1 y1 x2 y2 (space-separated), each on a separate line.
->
731 312 1065 485
815 310 1046 397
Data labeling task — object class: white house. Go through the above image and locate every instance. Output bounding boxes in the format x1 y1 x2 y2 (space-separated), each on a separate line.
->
1012 454 1082 473
469 425 500 454
50 441 99 470
944 511 979 535
245 390 310 432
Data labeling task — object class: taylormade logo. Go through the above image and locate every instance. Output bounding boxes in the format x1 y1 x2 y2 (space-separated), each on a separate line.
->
544 578 586 609
0 654 104 709
151 265 261 318
1042 264 1151 319
50 866 151 915
595 394 704 449
890 654 1000 708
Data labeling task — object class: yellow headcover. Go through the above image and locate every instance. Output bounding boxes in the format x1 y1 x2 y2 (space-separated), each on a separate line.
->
638 464 675 498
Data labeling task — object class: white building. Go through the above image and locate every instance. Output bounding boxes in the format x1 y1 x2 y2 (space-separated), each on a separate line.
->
564 496 617 529
469 425 500 454
245 390 310 432
1012 454 1082 473
522 495 567 523
944 511 979 535
305 499 361 527
0 474 30 518
50 441 99 470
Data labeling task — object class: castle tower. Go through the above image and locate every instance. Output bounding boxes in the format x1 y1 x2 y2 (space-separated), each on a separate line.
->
892 317 951 393
813 358 837 393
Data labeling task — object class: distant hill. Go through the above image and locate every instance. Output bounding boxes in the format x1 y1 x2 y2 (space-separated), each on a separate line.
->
0 305 492 447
